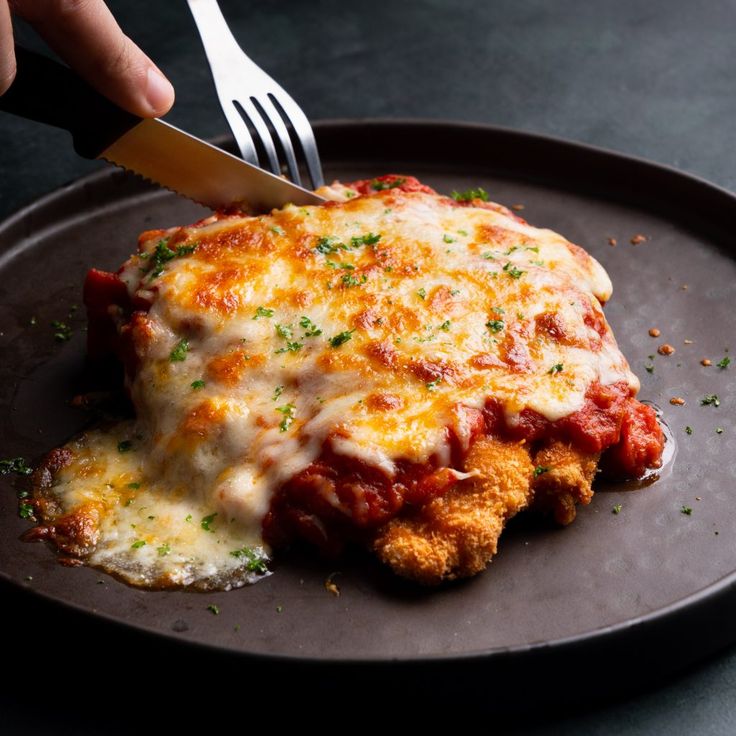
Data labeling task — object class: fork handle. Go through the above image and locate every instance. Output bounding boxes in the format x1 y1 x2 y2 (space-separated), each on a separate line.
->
0 45 140 158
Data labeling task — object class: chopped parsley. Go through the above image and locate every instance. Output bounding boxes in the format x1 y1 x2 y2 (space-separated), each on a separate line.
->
127 482 141 489
18 502 34 519
117 440 133 453
0 457 33 476
451 187 489 202
191 379 206 390
533 466 550 478
612 504 622 515
146 239 198 279
230 546 269 574
157 543 171 557
717 356 731 369
299 316 322 337
417 287 427 300
200 513 217 532
481 252 496 260
645 363 655 374
548 363 564 375
269 225 285 236
486 319 504 333
207 604 220 615
276 403 296 432
504 246 518 255
315 236 345 254
443 234 456 244
701 394 720 407
717 427 724 434
51 320 72 342
185 514 193 523
503 262 525 279
685 426 693 435
439 320 451 331
329 330 354 348
272 385 284 401
370 178 405 191
350 232 381 247
426 378 442 391
131 540 146 549
341 272 367 288
680 505 693 516
253 306 275 320
169 339 190 362
276 324 293 340
275 341 303 354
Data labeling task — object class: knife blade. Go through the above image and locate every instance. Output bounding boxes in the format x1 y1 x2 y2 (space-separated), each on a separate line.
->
0 46 324 211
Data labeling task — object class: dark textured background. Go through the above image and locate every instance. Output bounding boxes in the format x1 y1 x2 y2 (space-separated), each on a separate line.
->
3 0 736 732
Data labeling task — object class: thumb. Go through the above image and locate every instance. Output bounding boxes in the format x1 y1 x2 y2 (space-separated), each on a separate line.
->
12 0 174 117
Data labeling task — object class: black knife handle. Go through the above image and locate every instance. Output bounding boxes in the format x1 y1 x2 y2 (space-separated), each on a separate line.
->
0 45 141 158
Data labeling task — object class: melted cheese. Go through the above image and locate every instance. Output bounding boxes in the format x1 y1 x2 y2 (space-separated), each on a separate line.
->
45 185 638 589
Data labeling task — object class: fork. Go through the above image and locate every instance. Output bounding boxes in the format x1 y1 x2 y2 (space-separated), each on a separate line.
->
187 0 324 189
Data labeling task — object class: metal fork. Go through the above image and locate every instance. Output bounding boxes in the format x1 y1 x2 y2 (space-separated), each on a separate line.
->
187 0 324 189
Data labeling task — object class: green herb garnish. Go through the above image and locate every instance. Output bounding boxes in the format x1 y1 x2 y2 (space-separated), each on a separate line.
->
299 316 322 337
253 306 275 320
191 380 206 390
503 262 525 279
131 540 146 549
701 394 720 407
329 330 354 348
0 457 32 476
169 339 190 362
370 178 405 191
117 440 133 453
486 319 504 333
533 466 550 478
451 187 489 202
201 513 217 532
51 320 72 342
230 546 269 574
276 403 296 432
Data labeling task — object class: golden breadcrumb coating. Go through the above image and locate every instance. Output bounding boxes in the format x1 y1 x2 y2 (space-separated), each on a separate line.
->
373 438 599 584
530 442 599 526
373 437 534 585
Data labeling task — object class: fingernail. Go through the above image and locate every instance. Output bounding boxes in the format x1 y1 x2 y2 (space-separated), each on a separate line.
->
145 67 175 116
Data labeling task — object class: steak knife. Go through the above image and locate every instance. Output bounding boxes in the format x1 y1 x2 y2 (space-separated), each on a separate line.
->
0 46 324 212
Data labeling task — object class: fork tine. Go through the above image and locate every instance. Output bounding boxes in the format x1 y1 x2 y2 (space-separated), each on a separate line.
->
249 96 301 185
232 97 280 175
267 91 324 189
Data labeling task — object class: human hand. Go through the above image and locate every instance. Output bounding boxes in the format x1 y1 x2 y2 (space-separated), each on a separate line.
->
0 0 174 117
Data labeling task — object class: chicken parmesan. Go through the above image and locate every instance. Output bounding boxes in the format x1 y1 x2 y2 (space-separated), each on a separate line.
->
23 175 664 588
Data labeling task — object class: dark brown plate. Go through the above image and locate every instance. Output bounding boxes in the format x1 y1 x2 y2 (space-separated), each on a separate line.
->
1 121 735 694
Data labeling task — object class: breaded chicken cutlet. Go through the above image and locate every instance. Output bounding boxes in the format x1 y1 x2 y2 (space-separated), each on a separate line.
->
23 175 664 589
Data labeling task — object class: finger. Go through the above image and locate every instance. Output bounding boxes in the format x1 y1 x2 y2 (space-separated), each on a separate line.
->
0 1 16 94
11 0 174 117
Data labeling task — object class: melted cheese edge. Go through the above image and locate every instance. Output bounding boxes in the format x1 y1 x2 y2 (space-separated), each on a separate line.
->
46 186 637 588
